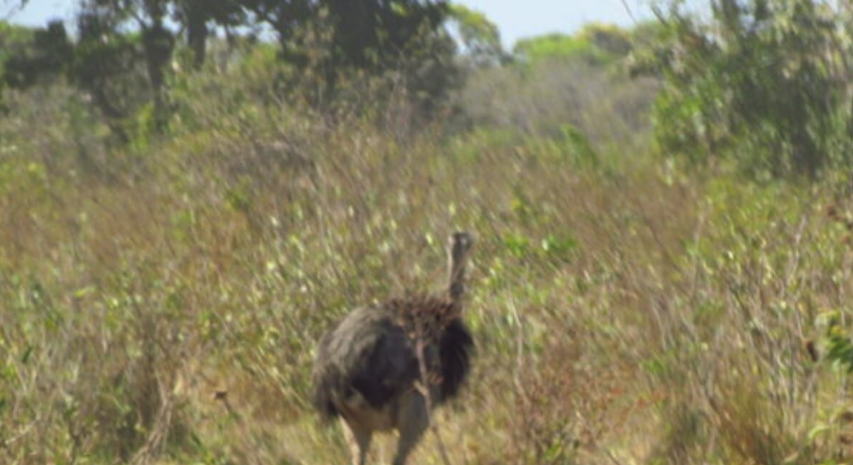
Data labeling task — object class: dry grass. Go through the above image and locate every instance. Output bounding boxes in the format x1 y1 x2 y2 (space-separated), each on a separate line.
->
1 60 853 465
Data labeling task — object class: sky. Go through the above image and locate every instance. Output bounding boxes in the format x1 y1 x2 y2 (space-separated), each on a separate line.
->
2 0 653 47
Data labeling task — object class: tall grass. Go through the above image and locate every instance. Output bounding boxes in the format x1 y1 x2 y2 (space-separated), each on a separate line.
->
1 50 853 465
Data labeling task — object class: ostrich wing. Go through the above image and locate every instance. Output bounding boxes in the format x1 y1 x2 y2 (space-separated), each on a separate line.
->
312 306 431 416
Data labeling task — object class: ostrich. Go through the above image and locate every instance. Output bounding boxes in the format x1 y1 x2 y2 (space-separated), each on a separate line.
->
311 232 475 465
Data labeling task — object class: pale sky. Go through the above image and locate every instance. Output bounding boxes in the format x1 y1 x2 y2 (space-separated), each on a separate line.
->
3 0 653 47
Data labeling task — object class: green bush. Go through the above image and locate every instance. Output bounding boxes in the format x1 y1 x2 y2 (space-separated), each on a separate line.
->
648 0 853 177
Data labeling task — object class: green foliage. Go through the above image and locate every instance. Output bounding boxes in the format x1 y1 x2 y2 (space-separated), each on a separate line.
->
458 49 657 151
447 3 506 66
820 310 853 373
325 0 450 71
514 33 600 63
560 123 597 166
0 12 153 142
0 0 465 140
0 20 71 89
649 0 853 177
71 10 149 141
174 0 245 68
460 24 654 158
0 20 33 53
239 0 460 113
576 23 633 57
513 24 632 66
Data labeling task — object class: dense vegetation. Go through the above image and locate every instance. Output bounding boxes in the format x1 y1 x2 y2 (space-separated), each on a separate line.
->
4 0 853 464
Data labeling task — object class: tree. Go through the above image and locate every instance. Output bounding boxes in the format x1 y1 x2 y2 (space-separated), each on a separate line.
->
75 0 248 129
513 25 633 66
447 4 507 67
71 7 148 141
0 10 152 141
4 0 462 134
79 0 174 129
174 0 245 69
1 20 72 89
325 0 449 70
647 0 851 176
577 23 632 58
240 0 459 108
236 0 316 65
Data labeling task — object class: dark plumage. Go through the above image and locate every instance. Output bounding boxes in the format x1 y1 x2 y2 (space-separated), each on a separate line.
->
312 297 474 417
311 232 475 465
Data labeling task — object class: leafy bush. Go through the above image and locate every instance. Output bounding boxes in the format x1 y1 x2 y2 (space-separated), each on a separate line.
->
647 0 853 177
447 3 507 67
458 55 658 150
514 24 632 66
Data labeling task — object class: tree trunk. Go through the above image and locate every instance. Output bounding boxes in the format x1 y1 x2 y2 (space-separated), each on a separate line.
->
185 1 208 69
142 19 174 131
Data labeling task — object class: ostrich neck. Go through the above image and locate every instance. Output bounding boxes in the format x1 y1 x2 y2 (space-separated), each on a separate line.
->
448 253 467 303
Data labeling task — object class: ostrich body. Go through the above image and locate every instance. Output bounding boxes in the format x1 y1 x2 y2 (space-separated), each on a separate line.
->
312 232 475 465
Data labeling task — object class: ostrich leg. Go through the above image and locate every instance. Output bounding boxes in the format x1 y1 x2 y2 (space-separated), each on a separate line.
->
392 391 430 465
342 419 372 465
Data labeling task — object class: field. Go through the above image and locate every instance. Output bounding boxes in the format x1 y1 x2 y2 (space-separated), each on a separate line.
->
4 9 853 465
